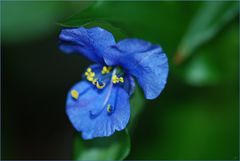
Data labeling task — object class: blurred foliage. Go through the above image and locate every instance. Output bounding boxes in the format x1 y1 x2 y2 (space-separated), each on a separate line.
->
73 130 130 160
1 1 92 43
175 1 238 64
174 22 238 86
2 1 239 160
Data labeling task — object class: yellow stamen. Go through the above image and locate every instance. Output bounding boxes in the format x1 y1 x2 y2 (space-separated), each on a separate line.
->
87 76 94 82
89 72 95 77
103 66 107 71
84 67 107 90
101 66 112 74
84 72 89 76
112 75 124 84
92 79 97 85
119 77 124 83
87 68 92 72
71 90 79 100
96 81 106 89
107 104 112 113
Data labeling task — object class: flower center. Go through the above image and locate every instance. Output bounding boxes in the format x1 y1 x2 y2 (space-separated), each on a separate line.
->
70 66 125 119
83 66 124 90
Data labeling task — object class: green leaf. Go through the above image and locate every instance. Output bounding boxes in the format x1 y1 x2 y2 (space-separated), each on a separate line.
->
73 130 130 160
1 1 91 43
177 53 222 86
175 1 238 64
174 21 238 86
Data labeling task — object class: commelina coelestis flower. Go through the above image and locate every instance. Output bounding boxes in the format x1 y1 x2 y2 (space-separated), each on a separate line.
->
59 27 168 140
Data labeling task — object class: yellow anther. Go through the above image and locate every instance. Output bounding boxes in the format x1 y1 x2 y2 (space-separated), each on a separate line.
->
87 76 94 82
87 68 92 72
84 72 89 76
84 67 107 90
101 66 107 74
71 90 79 100
85 67 97 83
112 75 119 84
92 79 97 85
89 72 95 77
101 66 112 74
112 75 124 84
103 66 107 71
107 104 112 113
119 77 124 83
96 81 106 89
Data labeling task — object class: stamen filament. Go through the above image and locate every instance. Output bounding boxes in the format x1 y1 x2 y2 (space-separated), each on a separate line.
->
89 68 117 119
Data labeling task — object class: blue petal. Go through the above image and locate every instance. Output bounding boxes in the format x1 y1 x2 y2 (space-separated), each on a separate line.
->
123 74 135 96
66 80 130 140
104 39 169 99
59 27 116 64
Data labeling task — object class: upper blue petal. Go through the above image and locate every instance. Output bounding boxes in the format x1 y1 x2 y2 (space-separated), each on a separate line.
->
66 80 130 140
104 38 169 99
59 27 116 64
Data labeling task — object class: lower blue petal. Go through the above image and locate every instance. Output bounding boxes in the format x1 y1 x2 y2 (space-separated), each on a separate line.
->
104 38 169 99
66 80 130 140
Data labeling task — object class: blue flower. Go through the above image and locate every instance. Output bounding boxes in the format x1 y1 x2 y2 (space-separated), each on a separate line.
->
59 27 168 140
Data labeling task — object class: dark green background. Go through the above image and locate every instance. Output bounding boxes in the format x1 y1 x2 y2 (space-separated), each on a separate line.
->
1 1 239 160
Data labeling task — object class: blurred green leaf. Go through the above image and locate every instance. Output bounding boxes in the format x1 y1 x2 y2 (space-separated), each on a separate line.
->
1 1 91 43
128 80 238 159
175 1 238 64
157 100 238 160
177 53 222 85
73 130 130 160
174 22 238 86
